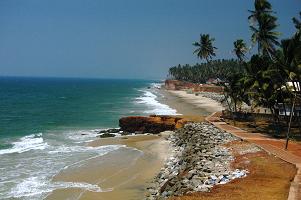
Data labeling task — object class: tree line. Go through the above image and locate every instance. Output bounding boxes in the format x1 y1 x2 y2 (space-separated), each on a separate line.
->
168 0 301 141
168 59 245 83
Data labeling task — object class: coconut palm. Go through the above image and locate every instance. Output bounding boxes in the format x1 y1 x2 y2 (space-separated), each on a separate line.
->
248 0 272 23
250 14 280 56
275 32 301 146
193 34 217 63
249 0 280 56
242 55 280 110
277 32 301 94
223 73 249 113
292 11 301 32
167 59 244 83
233 39 248 62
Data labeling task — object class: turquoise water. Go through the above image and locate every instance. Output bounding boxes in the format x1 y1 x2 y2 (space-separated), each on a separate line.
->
0 77 153 140
0 77 177 200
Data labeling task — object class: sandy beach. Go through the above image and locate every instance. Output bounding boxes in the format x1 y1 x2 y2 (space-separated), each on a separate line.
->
159 89 224 116
46 134 171 200
7 86 296 200
2 1 298 199
45 88 223 200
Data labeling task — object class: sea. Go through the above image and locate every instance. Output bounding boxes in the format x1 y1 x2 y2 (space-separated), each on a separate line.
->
0 77 177 200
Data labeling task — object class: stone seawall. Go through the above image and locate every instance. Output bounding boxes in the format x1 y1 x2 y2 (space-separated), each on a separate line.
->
145 122 256 199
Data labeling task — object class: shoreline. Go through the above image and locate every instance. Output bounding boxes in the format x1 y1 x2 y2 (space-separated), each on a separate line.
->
1 81 297 200
46 87 225 200
158 88 224 116
46 134 172 200
40 86 296 200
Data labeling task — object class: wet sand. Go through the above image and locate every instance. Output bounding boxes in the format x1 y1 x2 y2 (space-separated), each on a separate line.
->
46 134 171 200
46 88 223 200
158 88 223 116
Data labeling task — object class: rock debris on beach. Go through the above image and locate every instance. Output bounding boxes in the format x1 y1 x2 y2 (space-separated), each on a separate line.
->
198 92 225 103
197 92 226 106
145 122 249 200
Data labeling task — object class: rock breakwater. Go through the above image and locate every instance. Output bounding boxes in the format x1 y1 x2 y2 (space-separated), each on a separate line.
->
146 122 248 199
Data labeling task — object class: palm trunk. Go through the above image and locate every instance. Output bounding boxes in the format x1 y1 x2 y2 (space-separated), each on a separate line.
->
224 93 236 125
285 93 296 149
269 106 280 136
282 103 289 126
234 100 237 113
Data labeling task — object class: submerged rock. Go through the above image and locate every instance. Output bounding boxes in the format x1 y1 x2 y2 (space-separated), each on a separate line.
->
98 128 121 134
98 133 116 138
97 128 121 138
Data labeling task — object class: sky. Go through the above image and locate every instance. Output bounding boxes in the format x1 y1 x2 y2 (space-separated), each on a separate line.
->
0 0 300 79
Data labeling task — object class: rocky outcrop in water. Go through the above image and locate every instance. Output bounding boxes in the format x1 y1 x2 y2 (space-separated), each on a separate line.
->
145 122 249 199
119 115 187 134
96 128 122 138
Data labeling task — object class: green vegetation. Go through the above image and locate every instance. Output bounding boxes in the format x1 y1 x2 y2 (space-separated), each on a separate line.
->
193 34 217 63
248 0 280 56
292 12 301 31
168 60 245 83
168 0 301 139
233 39 248 62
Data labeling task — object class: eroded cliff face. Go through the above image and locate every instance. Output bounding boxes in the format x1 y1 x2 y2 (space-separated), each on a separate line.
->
119 115 187 134
165 80 223 93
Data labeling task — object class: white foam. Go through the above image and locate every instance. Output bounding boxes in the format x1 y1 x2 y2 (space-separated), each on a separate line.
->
48 144 123 155
65 129 100 142
0 134 48 155
0 129 126 200
136 90 178 115
65 129 122 144
150 82 163 89
10 176 109 199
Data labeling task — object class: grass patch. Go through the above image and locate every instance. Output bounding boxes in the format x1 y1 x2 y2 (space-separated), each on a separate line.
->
224 118 301 142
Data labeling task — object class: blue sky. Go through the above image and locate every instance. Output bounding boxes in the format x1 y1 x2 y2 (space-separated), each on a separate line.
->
0 0 300 79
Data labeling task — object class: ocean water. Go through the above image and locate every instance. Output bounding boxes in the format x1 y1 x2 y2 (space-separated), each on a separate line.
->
0 77 177 200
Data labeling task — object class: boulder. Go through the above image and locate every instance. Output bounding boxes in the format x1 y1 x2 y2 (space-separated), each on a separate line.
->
119 115 187 134
99 133 116 138
98 128 121 134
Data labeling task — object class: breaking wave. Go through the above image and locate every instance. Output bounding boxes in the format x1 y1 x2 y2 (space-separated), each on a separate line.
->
135 90 178 115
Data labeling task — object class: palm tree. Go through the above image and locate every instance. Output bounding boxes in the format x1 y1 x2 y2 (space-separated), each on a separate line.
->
250 14 280 56
193 34 217 63
233 39 248 62
249 0 280 56
292 11 301 32
223 73 249 113
276 33 301 147
248 0 272 23
242 54 284 135
279 33 301 83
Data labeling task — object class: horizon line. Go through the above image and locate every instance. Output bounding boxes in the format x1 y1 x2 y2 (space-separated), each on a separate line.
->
0 75 165 81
